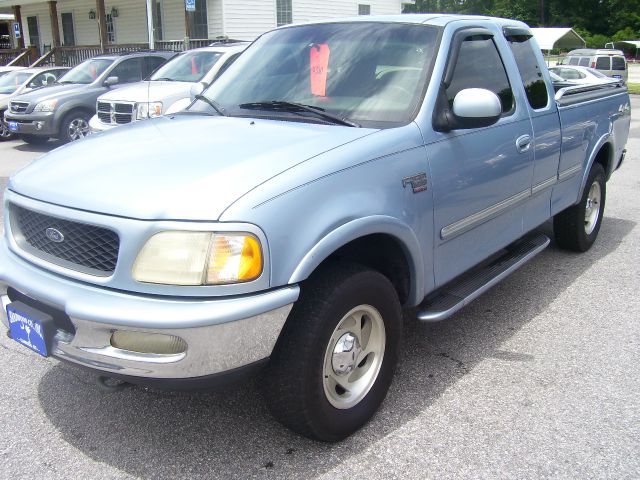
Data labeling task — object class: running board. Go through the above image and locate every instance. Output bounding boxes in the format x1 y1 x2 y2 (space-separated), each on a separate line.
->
417 234 550 323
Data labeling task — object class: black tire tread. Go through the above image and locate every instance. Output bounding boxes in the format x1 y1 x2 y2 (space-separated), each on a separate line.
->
262 262 401 441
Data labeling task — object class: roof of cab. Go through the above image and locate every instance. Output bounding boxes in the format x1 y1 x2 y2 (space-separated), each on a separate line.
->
276 13 529 29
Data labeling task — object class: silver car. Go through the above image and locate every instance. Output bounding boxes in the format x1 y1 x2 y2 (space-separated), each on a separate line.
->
0 66 69 140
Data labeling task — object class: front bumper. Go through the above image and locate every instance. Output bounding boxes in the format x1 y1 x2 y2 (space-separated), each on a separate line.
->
89 114 121 133
4 111 58 136
0 240 298 380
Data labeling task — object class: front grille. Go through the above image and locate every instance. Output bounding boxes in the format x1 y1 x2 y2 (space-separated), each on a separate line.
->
97 101 134 125
9 101 29 114
10 204 120 276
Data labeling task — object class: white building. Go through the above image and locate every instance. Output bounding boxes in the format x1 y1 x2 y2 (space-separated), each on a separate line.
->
0 0 404 53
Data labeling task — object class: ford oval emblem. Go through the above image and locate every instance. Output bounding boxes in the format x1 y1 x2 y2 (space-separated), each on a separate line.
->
45 227 64 243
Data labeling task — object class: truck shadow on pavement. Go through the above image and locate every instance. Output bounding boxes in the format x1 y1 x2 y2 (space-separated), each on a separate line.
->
36 217 635 480
11 140 63 153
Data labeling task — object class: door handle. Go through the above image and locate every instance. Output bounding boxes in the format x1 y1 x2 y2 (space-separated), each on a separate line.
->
516 134 532 153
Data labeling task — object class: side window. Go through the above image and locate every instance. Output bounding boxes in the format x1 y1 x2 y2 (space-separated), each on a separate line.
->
569 57 580 65
143 56 168 78
595 57 610 70
446 37 514 115
578 57 590 67
611 56 626 71
561 68 580 80
507 36 548 110
28 71 57 88
109 58 143 83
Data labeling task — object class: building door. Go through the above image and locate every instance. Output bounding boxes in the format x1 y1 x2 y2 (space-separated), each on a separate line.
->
61 12 75 46
187 0 208 39
26 16 40 50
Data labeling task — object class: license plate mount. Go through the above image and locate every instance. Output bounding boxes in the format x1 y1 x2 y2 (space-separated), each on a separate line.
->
7 301 55 357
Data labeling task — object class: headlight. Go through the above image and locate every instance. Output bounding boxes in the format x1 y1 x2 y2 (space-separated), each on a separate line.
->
132 231 263 285
33 99 58 112
136 102 163 119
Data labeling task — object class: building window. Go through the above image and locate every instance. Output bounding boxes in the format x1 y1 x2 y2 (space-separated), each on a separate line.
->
61 12 75 46
358 4 371 15
106 13 115 44
26 16 40 49
188 0 208 39
276 0 292 27
153 0 163 41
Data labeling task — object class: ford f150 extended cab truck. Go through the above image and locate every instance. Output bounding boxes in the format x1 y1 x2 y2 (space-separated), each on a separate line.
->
0 15 630 442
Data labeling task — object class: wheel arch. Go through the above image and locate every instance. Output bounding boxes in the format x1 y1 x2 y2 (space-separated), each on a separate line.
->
579 135 613 200
288 216 425 306
54 104 95 132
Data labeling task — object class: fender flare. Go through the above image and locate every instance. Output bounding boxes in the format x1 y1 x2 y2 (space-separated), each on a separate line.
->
578 133 612 201
288 215 426 306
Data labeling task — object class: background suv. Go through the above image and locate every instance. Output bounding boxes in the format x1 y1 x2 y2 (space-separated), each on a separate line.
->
4 51 175 144
558 48 627 81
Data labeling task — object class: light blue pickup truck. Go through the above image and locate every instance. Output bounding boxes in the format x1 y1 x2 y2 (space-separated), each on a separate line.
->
0 15 630 441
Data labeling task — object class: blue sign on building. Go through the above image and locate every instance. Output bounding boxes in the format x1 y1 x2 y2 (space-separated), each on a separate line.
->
185 0 196 12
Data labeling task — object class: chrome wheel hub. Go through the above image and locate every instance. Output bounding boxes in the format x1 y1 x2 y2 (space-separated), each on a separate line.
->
322 305 386 409
331 333 362 376
68 118 89 141
584 181 601 235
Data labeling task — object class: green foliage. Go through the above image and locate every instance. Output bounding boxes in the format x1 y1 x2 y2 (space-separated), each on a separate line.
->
401 0 640 39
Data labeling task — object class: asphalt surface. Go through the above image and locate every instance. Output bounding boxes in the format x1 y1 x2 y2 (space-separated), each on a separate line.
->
0 99 639 479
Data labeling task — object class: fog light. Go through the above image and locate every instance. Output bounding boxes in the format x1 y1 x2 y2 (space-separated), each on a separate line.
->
110 331 187 355
35 121 44 130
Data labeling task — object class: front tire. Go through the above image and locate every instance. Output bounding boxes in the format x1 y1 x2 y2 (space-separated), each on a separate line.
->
0 117 13 141
553 163 606 252
59 111 91 143
263 263 402 442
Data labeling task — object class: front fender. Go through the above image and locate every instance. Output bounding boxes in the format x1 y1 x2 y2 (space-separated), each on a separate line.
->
288 215 425 305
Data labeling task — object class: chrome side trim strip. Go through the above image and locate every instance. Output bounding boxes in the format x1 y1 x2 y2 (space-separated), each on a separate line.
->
558 164 582 181
440 188 531 240
531 176 557 195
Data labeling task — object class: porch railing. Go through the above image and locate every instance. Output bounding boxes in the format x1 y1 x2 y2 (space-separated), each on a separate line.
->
31 38 216 67
1 47 38 67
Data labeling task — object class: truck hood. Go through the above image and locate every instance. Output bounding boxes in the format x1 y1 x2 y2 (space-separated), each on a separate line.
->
10 114 377 220
98 81 192 104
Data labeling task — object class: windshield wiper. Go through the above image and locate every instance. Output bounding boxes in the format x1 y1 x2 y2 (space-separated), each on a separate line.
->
194 94 227 116
57 80 76 84
238 101 360 127
153 77 177 82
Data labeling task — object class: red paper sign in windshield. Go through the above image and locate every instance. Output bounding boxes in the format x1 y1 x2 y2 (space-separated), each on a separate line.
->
310 44 330 96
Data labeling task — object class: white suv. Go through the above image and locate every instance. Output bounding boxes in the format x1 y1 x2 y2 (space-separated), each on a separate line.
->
89 42 248 133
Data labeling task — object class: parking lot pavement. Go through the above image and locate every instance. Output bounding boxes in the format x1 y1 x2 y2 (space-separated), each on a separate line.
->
0 100 639 480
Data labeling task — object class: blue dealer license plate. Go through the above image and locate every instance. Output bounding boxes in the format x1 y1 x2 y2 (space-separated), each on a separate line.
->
7 302 52 357
7 121 19 132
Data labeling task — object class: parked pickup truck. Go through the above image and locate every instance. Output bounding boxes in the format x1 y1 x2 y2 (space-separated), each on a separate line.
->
89 42 248 133
0 15 630 442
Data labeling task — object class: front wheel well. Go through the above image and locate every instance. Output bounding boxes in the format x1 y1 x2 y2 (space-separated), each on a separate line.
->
314 234 412 305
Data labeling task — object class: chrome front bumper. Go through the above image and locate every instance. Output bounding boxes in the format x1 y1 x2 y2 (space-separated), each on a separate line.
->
0 241 299 379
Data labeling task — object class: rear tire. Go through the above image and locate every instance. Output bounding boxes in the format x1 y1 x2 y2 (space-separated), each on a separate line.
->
262 263 402 442
553 163 606 252
21 134 49 145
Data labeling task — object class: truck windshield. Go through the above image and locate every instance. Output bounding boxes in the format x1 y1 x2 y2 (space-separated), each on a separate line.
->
57 59 114 84
150 51 223 82
197 22 440 127
0 71 31 94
